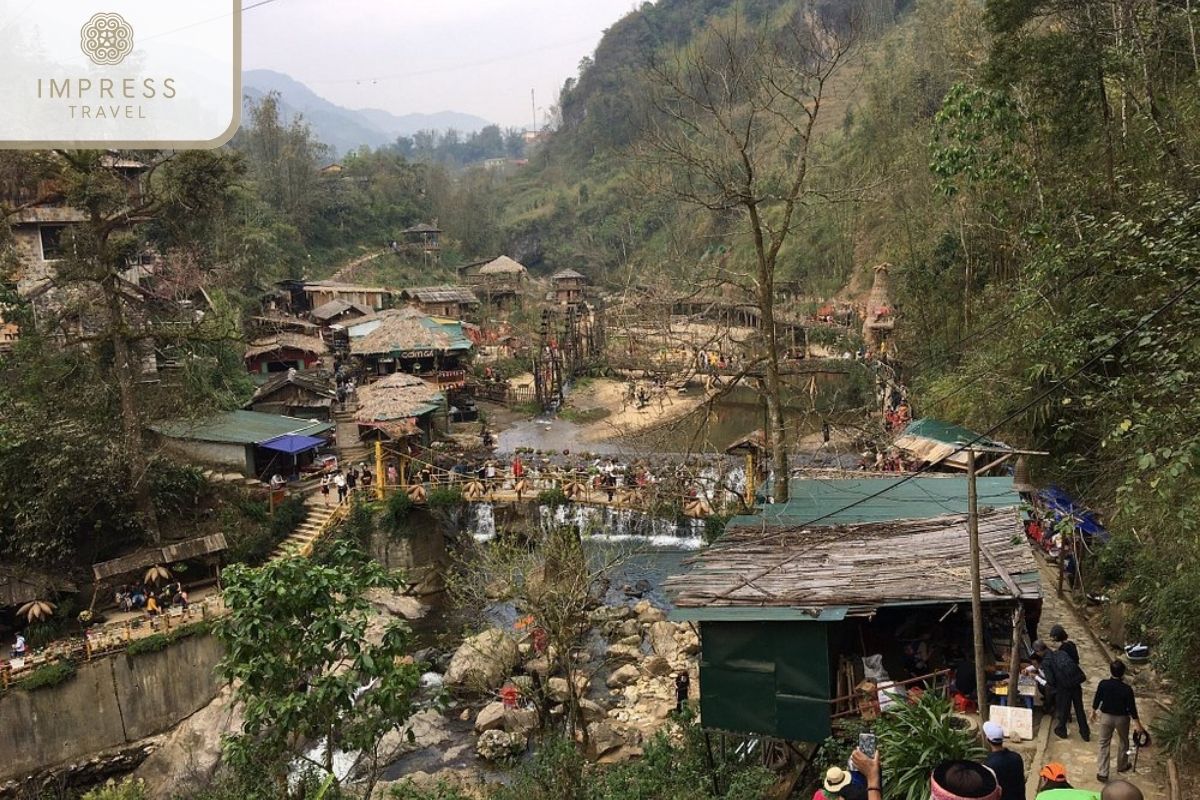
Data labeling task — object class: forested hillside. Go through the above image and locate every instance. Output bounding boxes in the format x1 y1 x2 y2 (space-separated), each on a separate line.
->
503 0 1200 754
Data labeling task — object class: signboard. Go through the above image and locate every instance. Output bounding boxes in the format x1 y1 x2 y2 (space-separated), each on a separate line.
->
398 349 436 359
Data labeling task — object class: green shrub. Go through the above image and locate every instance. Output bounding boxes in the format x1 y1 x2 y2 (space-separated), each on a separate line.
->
537 488 568 509
382 490 414 539
126 633 171 656
427 486 464 509
18 660 76 691
81 778 147 800
876 691 985 800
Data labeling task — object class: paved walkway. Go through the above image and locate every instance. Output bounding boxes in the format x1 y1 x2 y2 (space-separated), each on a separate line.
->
1020 556 1168 799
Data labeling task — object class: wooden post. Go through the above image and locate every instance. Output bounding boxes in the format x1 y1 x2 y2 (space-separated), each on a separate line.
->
745 453 756 505
967 448 989 723
1006 604 1023 706
375 440 385 501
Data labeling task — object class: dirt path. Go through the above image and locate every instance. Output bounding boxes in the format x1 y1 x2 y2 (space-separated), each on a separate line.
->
328 249 389 283
1025 556 1169 799
569 378 714 443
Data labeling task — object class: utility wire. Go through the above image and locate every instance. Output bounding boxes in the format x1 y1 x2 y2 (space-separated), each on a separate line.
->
706 271 1200 594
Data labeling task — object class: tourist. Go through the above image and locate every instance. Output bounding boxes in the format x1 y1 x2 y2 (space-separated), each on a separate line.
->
320 472 331 505
145 592 160 616
386 462 399 486
814 766 864 800
1036 763 1073 793
930 760 1000 800
12 633 26 659
848 749 885 800
674 671 690 713
346 468 358 493
1037 640 1090 740
270 472 286 491
362 467 373 488
173 588 189 610
1091 660 1145 782
1101 781 1143 800
982 720 1025 800
334 470 347 503
1049 625 1081 664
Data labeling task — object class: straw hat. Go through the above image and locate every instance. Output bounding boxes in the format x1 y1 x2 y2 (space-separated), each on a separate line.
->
823 766 853 793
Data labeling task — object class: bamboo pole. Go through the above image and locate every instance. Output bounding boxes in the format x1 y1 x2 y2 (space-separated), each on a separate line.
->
968 449 989 723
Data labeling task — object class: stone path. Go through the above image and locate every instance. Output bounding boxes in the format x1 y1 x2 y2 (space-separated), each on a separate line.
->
1021 556 1169 799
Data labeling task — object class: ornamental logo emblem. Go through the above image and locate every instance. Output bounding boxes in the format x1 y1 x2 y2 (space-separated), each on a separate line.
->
80 12 134 66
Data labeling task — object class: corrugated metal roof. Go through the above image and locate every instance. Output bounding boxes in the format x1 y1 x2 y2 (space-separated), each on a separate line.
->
151 410 333 445
726 476 1020 529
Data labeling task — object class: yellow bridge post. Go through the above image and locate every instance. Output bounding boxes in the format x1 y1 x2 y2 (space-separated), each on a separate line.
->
375 440 385 501
745 452 756 505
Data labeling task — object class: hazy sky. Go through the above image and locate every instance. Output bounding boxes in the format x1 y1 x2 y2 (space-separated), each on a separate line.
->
242 0 640 128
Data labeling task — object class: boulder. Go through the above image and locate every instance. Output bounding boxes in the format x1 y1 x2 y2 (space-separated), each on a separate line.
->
579 698 608 723
366 589 428 621
476 729 525 762
597 745 644 765
606 664 640 688
642 656 672 677
376 709 455 758
633 599 653 616
637 605 667 624
606 643 641 663
547 674 591 702
445 628 519 691
523 655 553 676
616 618 641 639
586 721 625 759
504 707 539 736
648 621 681 662
617 634 642 647
676 625 700 656
589 604 633 625
135 685 242 798
474 701 507 733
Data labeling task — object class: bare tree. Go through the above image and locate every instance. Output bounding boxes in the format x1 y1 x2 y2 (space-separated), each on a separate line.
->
638 9 857 502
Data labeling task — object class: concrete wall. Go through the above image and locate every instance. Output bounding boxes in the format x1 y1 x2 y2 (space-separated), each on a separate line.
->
158 438 252 477
0 634 225 782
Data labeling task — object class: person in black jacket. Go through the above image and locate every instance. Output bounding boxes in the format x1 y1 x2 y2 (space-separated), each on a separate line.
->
1091 660 1146 782
1035 639 1090 741
1049 624 1081 664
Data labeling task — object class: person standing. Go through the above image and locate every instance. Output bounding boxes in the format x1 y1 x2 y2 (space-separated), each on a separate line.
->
1049 625 1081 665
1091 660 1146 782
1038 639 1090 741
12 633 26 659
320 473 331 505
982 721 1025 800
334 471 347 503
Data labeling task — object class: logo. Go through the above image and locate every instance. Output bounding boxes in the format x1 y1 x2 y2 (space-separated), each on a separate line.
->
80 12 134 66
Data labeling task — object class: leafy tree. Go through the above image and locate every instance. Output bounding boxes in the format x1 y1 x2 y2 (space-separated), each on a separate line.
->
217 540 422 797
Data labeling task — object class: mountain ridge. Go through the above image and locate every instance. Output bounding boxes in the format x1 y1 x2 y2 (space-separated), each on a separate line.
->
242 69 493 155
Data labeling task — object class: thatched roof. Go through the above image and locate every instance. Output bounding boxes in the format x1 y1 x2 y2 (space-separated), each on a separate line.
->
355 372 443 423
351 308 472 356
244 333 329 360
666 509 1038 616
478 256 528 275
552 268 586 281
402 222 441 234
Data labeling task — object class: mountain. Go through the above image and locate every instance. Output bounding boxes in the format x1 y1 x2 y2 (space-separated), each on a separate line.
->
242 69 492 155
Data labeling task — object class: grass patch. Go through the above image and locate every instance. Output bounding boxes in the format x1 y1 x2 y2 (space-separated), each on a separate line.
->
558 406 611 424
18 661 77 691
125 621 213 657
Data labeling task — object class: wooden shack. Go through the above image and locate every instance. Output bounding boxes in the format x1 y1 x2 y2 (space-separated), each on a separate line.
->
666 507 1039 743
246 370 337 421
398 286 480 319
551 268 587 306
349 307 473 387
244 333 329 374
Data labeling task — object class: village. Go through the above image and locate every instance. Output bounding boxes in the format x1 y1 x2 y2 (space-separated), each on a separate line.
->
0 148 1178 800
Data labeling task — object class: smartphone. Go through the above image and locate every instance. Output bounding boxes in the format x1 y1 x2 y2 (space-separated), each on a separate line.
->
858 732 877 759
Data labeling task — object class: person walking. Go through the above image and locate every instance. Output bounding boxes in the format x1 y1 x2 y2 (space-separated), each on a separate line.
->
1036 640 1090 741
1091 660 1145 783
334 471 347 503
982 721 1025 800
320 472 331 505
1049 625 1081 665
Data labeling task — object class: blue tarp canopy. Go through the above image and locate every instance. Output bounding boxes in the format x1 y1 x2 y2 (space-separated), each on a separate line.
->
258 434 325 454
1039 485 1109 543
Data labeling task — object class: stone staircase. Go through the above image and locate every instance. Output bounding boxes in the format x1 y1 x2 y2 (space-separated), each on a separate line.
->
333 408 371 466
269 501 338 560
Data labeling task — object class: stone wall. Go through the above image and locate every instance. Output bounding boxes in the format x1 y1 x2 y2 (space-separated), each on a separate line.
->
0 634 224 782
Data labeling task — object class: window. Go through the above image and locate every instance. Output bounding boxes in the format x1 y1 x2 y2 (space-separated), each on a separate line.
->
39 225 66 261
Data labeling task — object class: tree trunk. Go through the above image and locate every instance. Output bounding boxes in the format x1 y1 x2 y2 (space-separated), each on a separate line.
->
756 256 789 504
103 275 162 544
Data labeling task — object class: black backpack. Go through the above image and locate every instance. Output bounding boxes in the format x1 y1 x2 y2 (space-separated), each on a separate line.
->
1052 650 1087 688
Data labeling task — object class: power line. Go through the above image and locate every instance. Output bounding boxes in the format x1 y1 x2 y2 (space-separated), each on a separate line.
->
707 271 1200 593
141 0 285 43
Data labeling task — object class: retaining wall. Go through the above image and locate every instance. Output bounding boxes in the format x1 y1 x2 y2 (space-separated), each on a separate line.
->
0 634 224 782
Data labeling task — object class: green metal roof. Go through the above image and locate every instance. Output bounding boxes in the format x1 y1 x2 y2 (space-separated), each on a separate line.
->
151 410 333 445
727 476 1021 530
900 417 1001 448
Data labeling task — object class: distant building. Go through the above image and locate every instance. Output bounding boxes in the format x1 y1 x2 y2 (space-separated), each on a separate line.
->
244 333 329 374
349 307 472 388
354 372 445 446
464 255 529 308
302 281 390 312
246 370 337 421
398 223 442 264
152 410 333 479
398 286 480 319
310 298 373 327
551 268 587 306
